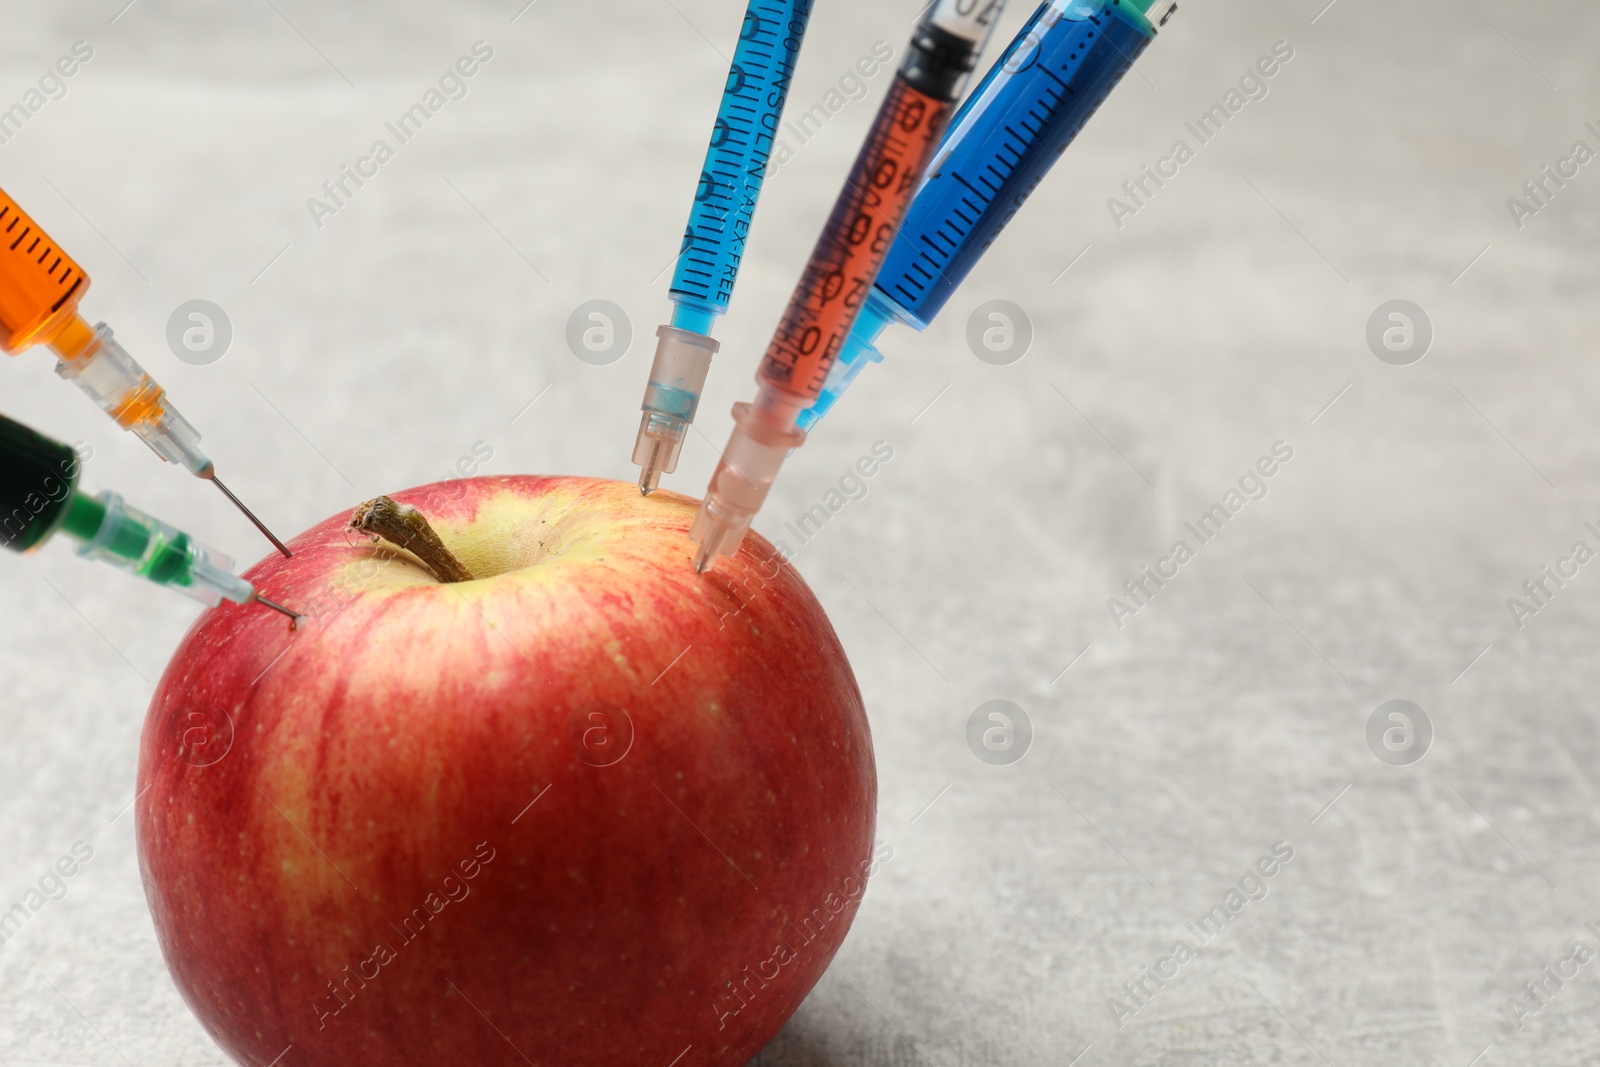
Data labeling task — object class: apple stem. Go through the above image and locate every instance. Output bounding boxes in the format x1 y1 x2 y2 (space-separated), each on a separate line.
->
348 496 476 584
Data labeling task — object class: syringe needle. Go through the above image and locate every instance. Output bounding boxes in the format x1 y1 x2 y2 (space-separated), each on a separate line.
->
210 474 292 558
639 440 664 496
254 593 303 623
692 538 717 574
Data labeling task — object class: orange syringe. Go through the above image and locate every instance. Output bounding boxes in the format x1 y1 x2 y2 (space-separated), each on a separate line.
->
0 186 289 557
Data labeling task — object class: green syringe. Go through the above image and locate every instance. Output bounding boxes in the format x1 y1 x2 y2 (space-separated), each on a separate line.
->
0 411 300 620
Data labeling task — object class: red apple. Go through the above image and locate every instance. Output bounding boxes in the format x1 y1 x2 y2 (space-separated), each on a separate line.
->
136 476 878 1066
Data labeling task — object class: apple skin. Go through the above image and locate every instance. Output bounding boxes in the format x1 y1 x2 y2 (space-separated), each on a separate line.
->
136 476 877 1067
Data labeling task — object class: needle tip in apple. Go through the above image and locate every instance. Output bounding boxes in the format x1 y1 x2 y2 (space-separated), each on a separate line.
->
255 593 304 626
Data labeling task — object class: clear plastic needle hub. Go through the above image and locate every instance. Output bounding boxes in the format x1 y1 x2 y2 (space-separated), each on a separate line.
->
51 318 210 474
689 391 804 572
68 490 300 618
48 318 292 556
634 326 720 494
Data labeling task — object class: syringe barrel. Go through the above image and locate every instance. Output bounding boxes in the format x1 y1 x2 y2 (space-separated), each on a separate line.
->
877 0 1159 329
668 0 815 319
0 186 89 355
0 411 85 552
755 0 1010 404
71 490 251 606
757 73 952 401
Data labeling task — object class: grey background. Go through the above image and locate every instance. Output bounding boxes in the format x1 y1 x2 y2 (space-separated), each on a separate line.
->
0 0 1596 1063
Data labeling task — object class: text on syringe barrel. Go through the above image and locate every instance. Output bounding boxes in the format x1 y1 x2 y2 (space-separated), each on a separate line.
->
880 0 1155 329
759 74 951 399
668 0 814 319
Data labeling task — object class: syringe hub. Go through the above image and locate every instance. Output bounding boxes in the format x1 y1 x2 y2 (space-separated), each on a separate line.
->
633 325 720 495
796 292 902 434
51 320 213 477
689 393 806 572
72 490 251 607
68 489 301 617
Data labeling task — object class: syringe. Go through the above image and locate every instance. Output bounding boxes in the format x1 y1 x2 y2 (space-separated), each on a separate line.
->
632 0 815 495
0 411 300 621
0 186 291 558
689 0 1010 571
798 0 1177 432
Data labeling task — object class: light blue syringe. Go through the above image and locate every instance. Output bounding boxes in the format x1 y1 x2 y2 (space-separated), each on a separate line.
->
632 0 815 494
796 0 1178 433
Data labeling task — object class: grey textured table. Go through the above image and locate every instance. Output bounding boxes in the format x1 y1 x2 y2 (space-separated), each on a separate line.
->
2 0 1598 1064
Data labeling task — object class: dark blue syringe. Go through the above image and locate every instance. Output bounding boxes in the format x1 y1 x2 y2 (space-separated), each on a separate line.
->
796 0 1178 432
632 0 815 494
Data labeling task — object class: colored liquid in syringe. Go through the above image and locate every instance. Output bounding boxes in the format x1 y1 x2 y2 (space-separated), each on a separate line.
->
793 0 1174 435
760 76 949 399
886 1 1155 328
670 0 812 323
0 193 86 354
